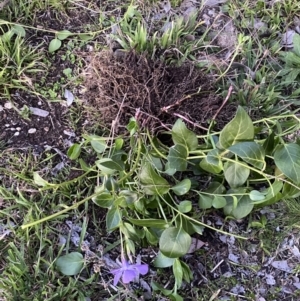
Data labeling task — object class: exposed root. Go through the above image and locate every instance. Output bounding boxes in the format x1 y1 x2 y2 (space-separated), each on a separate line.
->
83 50 236 134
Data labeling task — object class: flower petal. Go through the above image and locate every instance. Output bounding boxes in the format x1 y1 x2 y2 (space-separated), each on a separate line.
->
122 269 137 283
112 270 123 286
133 264 149 275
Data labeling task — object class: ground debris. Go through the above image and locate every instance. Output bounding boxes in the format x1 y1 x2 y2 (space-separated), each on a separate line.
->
83 50 236 134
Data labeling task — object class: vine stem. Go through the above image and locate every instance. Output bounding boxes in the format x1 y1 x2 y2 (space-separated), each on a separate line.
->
22 136 142 229
163 194 248 240
21 191 97 229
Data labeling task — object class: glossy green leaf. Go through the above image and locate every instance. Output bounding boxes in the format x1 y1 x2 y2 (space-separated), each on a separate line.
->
164 165 177 175
167 144 188 171
172 119 198 151
121 223 140 241
224 161 250 188
91 139 106 153
127 117 138 136
205 182 226 194
263 131 278 156
92 191 114 208
200 156 222 174
151 282 173 296
150 155 163 171
191 223 204 235
258 193 282 207
177 200 192 213
181 261 193 283
98 158 124 171
78 33 93 41
140 163 170 195
224 194 253 219
198 194 213 209
79 158 90 171
114 138 124 150
145 228 159 245
253 181 283 207
125 238 135 255
228 142 265 169
249 190 265 201
57 30 72 40
56 252 84 276
153 252 175 268
159 227 191 258
274 143 300 184
265 180 283 199
96 159 115 175
219 106 254 149
104 177 119 192
49 38 62 53
128 218 169 228
171 179 191 195
119 190 138 205
173 259 183 288
106 207 121 231
206 148 223 169
282 182 300 198
67 143 81 160
176 216 195 235
212 196 226 208
114 196 126 207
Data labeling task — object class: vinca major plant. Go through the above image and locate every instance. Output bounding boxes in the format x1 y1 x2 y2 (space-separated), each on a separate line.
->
23 106 300 300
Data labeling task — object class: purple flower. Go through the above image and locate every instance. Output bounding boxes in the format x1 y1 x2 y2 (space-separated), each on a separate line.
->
111 257 148 286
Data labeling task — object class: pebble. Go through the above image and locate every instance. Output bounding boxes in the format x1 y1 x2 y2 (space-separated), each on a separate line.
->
29 107 49 117
4 102 12 109
63 130 75 137
87 45 93 52
14 132 19 136
0 105 3 111
28 128 37 134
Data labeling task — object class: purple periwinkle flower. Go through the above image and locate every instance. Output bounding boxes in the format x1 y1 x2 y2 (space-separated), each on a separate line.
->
111 257 148 286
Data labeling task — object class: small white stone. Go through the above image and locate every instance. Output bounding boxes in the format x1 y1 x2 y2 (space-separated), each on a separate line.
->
10 128 16 131
87 45 93 52
16 127 21 131
63 130 75 137
29 107 49 117
4 102 12 109
5 124 10 127
0 105 3 111
14 132 19 136
28 128 37 134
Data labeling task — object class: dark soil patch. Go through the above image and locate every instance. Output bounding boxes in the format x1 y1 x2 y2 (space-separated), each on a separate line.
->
33 7 98 32
83 50 236 134
0 92 71 148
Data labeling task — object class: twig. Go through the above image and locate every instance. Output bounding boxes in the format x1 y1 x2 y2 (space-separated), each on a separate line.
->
210 259 224 273
212 85 233 121
160 86 202 112
136 109 172 131
173 113 208 131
